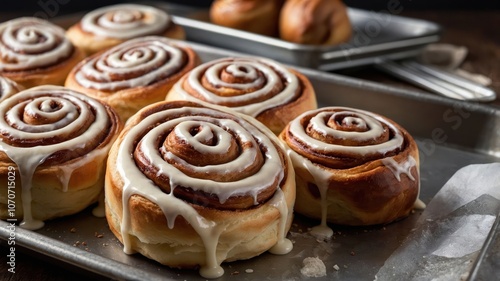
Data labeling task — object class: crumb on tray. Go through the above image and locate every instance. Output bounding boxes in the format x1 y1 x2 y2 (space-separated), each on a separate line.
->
300 257 326 278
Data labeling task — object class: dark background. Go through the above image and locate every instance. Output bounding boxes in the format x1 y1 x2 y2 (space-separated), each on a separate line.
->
3 0 500 14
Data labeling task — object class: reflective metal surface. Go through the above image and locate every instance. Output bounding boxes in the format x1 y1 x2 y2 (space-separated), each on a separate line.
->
153 3 442 71
0 43 499 281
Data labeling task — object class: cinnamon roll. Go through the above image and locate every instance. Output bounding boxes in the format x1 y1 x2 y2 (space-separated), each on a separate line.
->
279 0 352 45
65 36 200 121
279 107 421 236
0 86 122 230
66 4 185 55
210 0 284 37
0 17 85 89
105 100 295 278
0 76 23 102
166 57 317 134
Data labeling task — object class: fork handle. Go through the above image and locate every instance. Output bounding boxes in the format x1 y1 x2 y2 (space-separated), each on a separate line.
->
375 59 497 102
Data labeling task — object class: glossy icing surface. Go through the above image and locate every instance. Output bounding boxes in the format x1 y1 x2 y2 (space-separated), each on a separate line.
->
81 4 170 39
0 18 73 72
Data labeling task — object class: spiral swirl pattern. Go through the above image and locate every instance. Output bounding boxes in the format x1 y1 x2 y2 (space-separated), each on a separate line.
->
172 57 301 117
0 86 117 165
81 4 171 40
117 101 287 209
73 36 188 91
285 107 406 169
0 17 74 72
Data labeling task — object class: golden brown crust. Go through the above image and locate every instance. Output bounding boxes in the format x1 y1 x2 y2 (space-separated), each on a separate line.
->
210 0 284 37
0 86 123 222
65 37 200 122
279 0 352 45
0 43 86 89
105 100 295 269
254 69 317 134
279 107 420 226
66 21 185 56
165 57 317 135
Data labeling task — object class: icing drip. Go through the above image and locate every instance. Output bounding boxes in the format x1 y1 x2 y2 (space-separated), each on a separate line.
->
0 86 113 230
74 36 186 91
173 57 299 117
116 105 291 278
0 17 73 72
288 149 334 239
81 4 170 39
381 156 417 182
382 155 425 210
268 188 293 255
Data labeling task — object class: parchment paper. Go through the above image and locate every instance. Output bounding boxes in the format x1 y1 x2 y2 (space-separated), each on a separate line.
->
375 163 500 281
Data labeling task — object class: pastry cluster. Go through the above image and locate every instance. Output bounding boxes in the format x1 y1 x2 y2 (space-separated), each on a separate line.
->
210 0 352 45
0 3 421 279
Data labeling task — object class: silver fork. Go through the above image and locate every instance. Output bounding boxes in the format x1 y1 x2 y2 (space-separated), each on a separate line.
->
375 59 497 102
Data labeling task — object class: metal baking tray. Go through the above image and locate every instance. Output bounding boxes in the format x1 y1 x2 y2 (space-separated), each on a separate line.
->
1 42 499 281
151 2 442 71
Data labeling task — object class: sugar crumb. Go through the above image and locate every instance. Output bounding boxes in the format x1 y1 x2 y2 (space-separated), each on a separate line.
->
300 257 326 278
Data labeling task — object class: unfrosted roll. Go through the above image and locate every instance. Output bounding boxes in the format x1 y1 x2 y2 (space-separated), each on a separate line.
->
279 0 352 45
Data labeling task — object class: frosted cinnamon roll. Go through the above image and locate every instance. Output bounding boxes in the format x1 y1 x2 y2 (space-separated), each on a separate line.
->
65 36 199 121
166 57 317 134
0 86 122 230
66 4 185 55
0 76 23 102
105 100 295 278
279 0 352 45
279 107 421 236
0 17 85 89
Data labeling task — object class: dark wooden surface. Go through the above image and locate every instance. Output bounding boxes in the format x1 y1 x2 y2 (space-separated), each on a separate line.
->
1 9 499 281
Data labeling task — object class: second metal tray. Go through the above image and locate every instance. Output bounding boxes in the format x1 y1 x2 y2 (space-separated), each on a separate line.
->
155 2 442 71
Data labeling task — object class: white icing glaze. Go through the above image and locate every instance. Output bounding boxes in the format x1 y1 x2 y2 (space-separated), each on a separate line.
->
172 57 299 117
0 17 73 72
0 86 113 230
0 76 20 101
413 198 426 210
288 148 335 238
74 36 185 91
81 4 171 39
115 105 291 278
290 108 404 157
268 188 293 255
381 156 417 182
